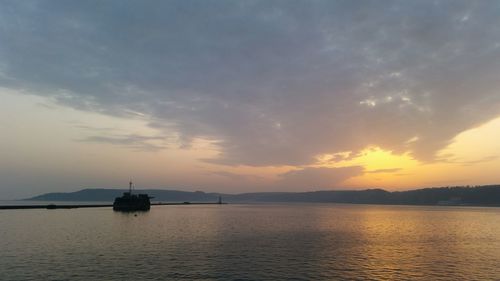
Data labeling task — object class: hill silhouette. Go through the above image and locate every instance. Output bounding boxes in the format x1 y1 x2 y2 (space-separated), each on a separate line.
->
27 185 500 206
28 188 220 202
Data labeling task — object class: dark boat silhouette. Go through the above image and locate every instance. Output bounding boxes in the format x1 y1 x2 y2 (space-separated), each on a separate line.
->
113 181 152 211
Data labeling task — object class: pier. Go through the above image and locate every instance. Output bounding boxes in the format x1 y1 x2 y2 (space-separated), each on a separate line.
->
0 202 226 210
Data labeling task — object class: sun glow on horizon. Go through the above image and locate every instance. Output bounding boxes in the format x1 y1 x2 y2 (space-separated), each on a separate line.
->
2 89 500 197
327 115 500 190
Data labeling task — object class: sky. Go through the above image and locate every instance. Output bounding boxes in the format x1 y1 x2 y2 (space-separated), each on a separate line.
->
1 0 500 199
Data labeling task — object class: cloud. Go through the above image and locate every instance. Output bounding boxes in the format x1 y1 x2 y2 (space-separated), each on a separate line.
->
78 134 167 151
367 168 402 174
1 1 500 166
278 166 364 190
439 155 499 166
210 171 263 181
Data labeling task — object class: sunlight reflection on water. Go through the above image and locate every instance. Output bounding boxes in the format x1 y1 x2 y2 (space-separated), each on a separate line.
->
1 204 499 280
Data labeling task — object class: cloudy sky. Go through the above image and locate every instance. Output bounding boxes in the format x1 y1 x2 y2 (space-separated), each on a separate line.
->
1 0 500 198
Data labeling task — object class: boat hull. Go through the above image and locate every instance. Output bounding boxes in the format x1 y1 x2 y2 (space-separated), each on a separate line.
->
113 192 151 212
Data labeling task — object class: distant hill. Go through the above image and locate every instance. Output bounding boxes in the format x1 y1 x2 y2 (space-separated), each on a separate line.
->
27 185 500 206
28 189 221 202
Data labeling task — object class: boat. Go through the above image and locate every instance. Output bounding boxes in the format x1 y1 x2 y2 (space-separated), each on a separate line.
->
113 181 152 211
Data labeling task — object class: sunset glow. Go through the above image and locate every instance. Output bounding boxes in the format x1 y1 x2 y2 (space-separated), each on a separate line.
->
1 1 500 198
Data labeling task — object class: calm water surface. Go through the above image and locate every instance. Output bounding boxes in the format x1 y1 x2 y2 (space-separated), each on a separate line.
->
1 204 500 280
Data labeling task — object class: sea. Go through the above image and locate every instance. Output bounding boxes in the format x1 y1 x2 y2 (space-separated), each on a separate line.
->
1 203 500 280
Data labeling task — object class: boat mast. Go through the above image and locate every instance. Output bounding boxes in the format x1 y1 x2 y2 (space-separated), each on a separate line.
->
129 180 133 194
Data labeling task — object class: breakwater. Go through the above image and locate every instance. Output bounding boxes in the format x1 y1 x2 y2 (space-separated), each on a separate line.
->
0 202 226 210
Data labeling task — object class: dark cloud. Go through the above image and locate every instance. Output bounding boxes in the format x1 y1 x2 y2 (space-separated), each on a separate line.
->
210 171 263 181
1 0 500 166
278 166 364 190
